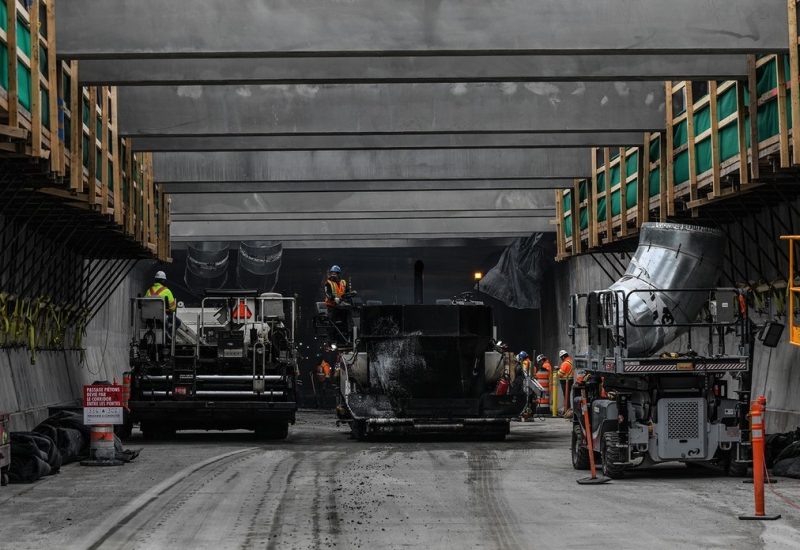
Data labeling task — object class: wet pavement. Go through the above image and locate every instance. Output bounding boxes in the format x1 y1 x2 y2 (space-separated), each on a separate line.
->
1 410 799 549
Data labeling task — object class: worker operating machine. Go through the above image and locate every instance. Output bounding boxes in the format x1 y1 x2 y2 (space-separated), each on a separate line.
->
570 223 755 478
336 301 530 440
125 290 299 439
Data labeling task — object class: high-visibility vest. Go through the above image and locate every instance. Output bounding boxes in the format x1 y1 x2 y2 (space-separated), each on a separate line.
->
558 357 574 380
232 299 252 321
535 368 551 407
520 358 532 376
324 278 347 307
145 282 176 312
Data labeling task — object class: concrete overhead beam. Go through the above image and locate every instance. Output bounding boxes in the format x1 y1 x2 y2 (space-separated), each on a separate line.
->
160 180 576 194
170 237 520 249
119 83 666 136
58 0 787 58
169 217 551 241
78 54 748 85
153 149 592 182
133 132 645 152
169 189 555 215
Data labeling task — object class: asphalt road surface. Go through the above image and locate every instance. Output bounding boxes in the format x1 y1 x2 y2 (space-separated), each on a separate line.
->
1 411 799 549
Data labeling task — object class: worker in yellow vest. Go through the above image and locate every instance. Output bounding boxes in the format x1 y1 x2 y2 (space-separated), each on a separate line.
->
145 271 176 313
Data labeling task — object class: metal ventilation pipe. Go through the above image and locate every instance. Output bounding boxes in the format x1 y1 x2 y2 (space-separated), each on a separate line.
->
609 222 725 355
184 241 230 292
236 240 283 292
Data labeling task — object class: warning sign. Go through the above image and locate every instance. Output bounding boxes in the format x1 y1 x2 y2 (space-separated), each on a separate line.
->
83 385 123 425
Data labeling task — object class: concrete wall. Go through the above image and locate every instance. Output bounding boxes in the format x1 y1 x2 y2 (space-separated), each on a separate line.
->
0 262 152 431
541 207 800 433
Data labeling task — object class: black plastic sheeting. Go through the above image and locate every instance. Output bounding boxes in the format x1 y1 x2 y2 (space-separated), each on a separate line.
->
477 233 554 309
8 411 139 484
767 427 800 479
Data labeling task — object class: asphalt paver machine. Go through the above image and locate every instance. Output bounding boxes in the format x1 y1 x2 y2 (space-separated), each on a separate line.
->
127 290 299 439
570 223 754 478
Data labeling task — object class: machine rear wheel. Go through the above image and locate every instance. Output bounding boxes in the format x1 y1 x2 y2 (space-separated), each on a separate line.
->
256 422 289 441
601 432 626 479
571 424 590 470
1 468 8 486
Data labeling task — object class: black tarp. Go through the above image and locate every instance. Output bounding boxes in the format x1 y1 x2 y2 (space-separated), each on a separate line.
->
766 427 800 479
477 233 554 309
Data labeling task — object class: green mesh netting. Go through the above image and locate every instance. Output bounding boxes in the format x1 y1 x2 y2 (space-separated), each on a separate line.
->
756 58 777 97
82 98 90 125
674 150 690 184
609 149 620 160
95 149 102 182
17 61 30 110
564 214 572 238
562 192 571 213
695 138 712 174
609 164 620 186
39 46 47 76
718 87 738 120
648 167 660 197
597 196 607 222
82 135 89 168
96 115 102 137
596 171 606 193
719 123 739 161
0 43 7 90
0 1 6 32
625 151 639 176
626 179 638 209
578 179 588 202
579 207 588 230
15 17 30 56
610 189 621 216
40 86 48 126
649 137 660 162
694 106 711 134
673 119 688 147
108 162 113 190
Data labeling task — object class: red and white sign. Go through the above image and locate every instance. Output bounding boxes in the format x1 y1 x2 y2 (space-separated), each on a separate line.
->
83 385 123 425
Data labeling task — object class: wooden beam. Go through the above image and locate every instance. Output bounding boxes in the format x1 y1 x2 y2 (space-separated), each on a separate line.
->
46 0 61 174
790 0 800 165
684 81 698 215
639 134 649 225
619 147 628 239
111 88 123 225
709 80 722 197
69 61 82 192
29 1 41 158
126 138 135 234
572 180 582 254
590 148 599 249
6 0 18 128
100 87 110 214
664 83 675 217
777 54 791 168
736 79 750 185
604 147 613 243
87 86 97 205
147 153 156 245
747 55 761 180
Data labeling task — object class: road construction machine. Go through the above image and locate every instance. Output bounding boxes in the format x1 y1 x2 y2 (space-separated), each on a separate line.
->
126 290 298 439
570 223 754 478
336 300 530 440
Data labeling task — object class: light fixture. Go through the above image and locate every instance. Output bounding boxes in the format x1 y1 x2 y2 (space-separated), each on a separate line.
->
474 272 483 281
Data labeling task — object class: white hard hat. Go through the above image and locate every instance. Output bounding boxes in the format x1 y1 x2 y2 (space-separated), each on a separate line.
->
155 270 167 281
558 349 569 359
536 354 546 363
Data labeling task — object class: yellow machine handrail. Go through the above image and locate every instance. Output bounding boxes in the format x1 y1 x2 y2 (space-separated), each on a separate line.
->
780 236 800 346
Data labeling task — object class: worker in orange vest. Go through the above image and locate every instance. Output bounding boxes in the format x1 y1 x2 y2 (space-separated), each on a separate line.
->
535 354 553 412
516 351 532 376
323 265 351 345
557 349 574 416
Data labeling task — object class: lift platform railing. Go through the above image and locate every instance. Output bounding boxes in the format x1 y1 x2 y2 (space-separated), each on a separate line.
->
781 236 800 346
570 287 750 362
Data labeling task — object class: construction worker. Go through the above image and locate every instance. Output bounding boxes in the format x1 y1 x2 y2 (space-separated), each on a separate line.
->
145 271 176 313
323 265 350 345
517 351 532 376
535 354 553 413
315 359 332 407
509 362 525 396
557 349 574 416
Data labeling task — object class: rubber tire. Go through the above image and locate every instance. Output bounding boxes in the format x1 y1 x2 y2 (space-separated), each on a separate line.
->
1 468 8 487
601 432 627 479
571 423 590 470
256 422 289 441
726 455 749 477
350 420 368 441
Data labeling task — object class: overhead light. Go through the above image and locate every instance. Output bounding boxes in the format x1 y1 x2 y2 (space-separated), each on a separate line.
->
474 272 483 281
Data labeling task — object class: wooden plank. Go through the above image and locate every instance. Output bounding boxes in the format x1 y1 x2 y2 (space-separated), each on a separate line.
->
572 180 582 254
146 153 156 245
790 0 800 165
29 1 41 158
126 138 135 234
618 147 628 238
684 80 698 215
6 0 18 128
735 80 750 186
664 83 675 217
639 134 649 225
100 87 110 214
555 189 565 258
46 0 61 174
69 61 81 192
777 54 791 168
708 81 722 197
87 87 98 205
111 88 123 225
590 148 599 249
604 147 613 243
747 55 761 180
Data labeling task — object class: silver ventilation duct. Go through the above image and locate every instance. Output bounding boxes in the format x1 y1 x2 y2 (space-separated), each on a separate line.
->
236 240 282 292
184 241 230 292
609 223 725 355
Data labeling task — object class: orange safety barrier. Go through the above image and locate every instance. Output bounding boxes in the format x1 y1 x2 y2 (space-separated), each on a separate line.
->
576 389 610 484
739 396 781 520
535 370 551 409
122 373 131 411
